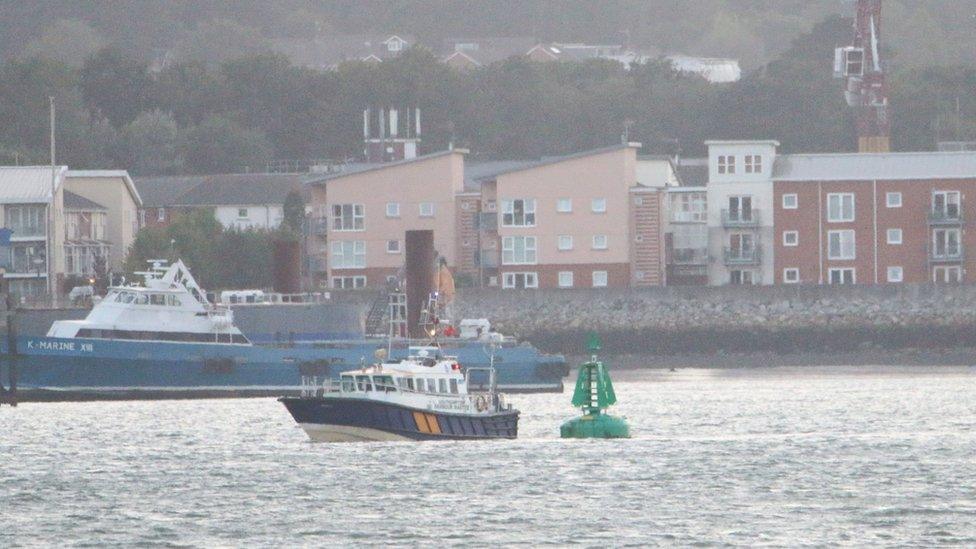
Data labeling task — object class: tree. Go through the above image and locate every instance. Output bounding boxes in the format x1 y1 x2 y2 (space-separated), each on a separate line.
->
115 110 182 175
20 19 107 68
79 47 151 128
282 190 306 236
180 114 273 174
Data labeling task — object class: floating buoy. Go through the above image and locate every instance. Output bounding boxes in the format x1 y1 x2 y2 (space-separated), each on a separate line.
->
560 334 630 439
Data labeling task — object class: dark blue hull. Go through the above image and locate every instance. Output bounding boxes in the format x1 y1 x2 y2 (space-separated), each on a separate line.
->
280 397 519 441
0 336 566 400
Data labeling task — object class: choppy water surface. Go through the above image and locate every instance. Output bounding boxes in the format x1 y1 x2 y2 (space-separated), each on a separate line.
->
3 365 976 546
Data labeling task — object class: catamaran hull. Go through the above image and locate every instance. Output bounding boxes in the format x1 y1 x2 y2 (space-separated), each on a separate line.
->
0 336 566 400
280 397 520 442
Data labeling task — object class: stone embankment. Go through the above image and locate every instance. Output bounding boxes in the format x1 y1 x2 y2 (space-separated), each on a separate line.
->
451 284 976 357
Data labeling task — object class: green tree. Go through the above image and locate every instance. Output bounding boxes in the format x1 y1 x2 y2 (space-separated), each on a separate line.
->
20 19 107 68
79 47 151 128
282 190 306 236
115 110 182 175
180 114 273 174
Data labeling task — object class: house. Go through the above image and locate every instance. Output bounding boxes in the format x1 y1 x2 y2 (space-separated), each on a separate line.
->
133 174 304 231
661 158 709 285
666 55 742 83
271 34 415 71
62 190 111 279
440 37 539 69
0 166 67 297
63 170 141 272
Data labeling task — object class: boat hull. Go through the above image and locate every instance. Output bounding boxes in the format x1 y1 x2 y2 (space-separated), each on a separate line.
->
281 396 520 441
0 336 566 400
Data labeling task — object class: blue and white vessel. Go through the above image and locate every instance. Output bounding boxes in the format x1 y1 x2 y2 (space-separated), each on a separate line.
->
2 260 566 399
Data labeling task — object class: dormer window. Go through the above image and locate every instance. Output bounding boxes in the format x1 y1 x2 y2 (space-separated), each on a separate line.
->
387 38 403 52
718 155 735 174
744 155 762 174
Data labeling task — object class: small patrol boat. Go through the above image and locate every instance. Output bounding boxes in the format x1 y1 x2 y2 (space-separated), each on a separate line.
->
280 348 519 442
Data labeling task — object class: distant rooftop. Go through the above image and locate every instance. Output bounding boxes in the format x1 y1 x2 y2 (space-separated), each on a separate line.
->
773 151 976 181
0 166 66 204
134 173 303 207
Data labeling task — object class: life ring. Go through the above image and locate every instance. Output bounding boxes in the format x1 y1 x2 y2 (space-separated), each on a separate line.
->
475 394 489 412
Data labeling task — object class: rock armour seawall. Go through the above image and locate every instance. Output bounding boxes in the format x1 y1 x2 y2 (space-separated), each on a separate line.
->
451 284 976 355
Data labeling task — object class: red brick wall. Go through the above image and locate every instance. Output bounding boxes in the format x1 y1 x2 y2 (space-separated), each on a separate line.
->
454 195 481 278
500 263 630 289
628 190 665 286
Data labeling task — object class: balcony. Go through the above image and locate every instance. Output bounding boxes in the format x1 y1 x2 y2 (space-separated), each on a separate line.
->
929 249 964 263
721 209 761 228
670 247 709 265
928 209 963 225
723 247 761 266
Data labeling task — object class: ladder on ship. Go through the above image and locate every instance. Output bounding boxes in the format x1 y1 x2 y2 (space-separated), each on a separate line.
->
364 292 388 337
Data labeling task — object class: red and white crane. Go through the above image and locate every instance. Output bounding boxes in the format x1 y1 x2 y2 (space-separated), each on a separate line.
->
834 0 890 152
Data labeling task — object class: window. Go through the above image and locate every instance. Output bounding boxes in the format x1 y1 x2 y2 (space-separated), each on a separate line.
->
592 270 608 287
386 240 400 254
331 203 364 231
438 379 447 394
886 192 902 208
827 230 855 260
332 276 366 289
7 205 47 238
156 208 166 222
502 236 537 265
782 194 798 209
887 266 903 283
419 202 435 217
727 196 753 222
414 379 424 392
501 199 536 227
387 38 402 52
558 271 574 288
728 233 755 260
886 228 902 245
933 266 962 283
827 193 855 222
782 231 798 247
330 240 366 268
592 235 608 250
237 208 248 218
449 379 458 394
591 198 607 213
386 202 400 217
744 154 762 174
717 155 735 174
557 198 572 213
670 192 706 222
829 268 855 284
783 268 800 284
932 191 961 219
502 272 538 289
932 228 961 258
557 235 573 251
729 270 754 285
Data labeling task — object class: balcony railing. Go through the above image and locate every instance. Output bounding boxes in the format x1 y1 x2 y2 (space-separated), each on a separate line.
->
670 247 709 265
721 209 761 228
723 247 761 265
928 210 963 225
929 248 964 263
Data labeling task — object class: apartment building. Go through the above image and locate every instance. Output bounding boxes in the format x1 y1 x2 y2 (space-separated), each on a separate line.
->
772 152 976 284
468 144 667 289
306 150 466 289
705 140 779 285
64 170 141 272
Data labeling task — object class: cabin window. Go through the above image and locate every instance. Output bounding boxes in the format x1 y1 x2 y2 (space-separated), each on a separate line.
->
356 375 371 391
150 294 166 305
427 378 436 393
166 295 182 306
406 378 415 391
342 377 355 392
134 294 149 305
449 379 459 394
374 375 395 392
438 379 447 393
415 379 424 392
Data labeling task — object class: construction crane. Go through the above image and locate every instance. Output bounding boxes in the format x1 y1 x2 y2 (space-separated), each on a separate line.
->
834 0 890 153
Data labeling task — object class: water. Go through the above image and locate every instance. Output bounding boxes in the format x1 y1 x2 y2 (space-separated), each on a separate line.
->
3 365 976 546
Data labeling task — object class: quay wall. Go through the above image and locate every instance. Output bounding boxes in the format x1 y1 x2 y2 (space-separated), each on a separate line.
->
448 284 976 356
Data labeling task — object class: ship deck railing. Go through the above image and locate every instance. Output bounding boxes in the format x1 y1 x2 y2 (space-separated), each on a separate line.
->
299 375 504 409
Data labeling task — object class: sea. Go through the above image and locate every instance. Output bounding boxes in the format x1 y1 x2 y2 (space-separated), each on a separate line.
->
2 365 976 547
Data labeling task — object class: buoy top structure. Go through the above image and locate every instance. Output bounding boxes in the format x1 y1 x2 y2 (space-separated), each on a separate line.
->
559 335 630 439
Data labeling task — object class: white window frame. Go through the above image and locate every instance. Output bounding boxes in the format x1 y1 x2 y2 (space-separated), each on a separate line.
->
932 190 961 217
331 203 365 231
887 266 903 283
828 268 856 284
932 228 962 258
729 269 755 285
556 198 572 213
782 231 798 247
591 198 607 213
592 235 608 250
886 228 902 245
591 270 608 288
783 268 800 284
419 202 435 217
331 275 366 289
717 155 735 175
386 202 400 217
827 230 855 260
558 271 574 288
330 240 366 269
827 193 855 222
782 193 798 209
386 240 400 254
557 235 573 251
501 272 538 289
501 236 537 265
933 265 962 283
744 154 762 174
157 208 166 222
501 199 536 227
886 192 902 208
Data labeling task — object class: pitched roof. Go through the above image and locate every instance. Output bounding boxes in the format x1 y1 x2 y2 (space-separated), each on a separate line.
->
674 158 708 187
441 37 537 66
0 166 66 204
271 34 416 70
772 151 976 181
66 169 143 206
133 174 303 207
463 160 537 191
472 143 640 182
305 150 465 185
63 190 107 210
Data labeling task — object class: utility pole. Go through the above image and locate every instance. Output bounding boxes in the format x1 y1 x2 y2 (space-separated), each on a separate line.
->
48 96 56 298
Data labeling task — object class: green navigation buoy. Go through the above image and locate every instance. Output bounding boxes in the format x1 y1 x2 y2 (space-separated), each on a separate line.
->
559 334 630 439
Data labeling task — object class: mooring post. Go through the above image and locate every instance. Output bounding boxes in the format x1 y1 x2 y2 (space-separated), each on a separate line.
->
0 279 16 407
